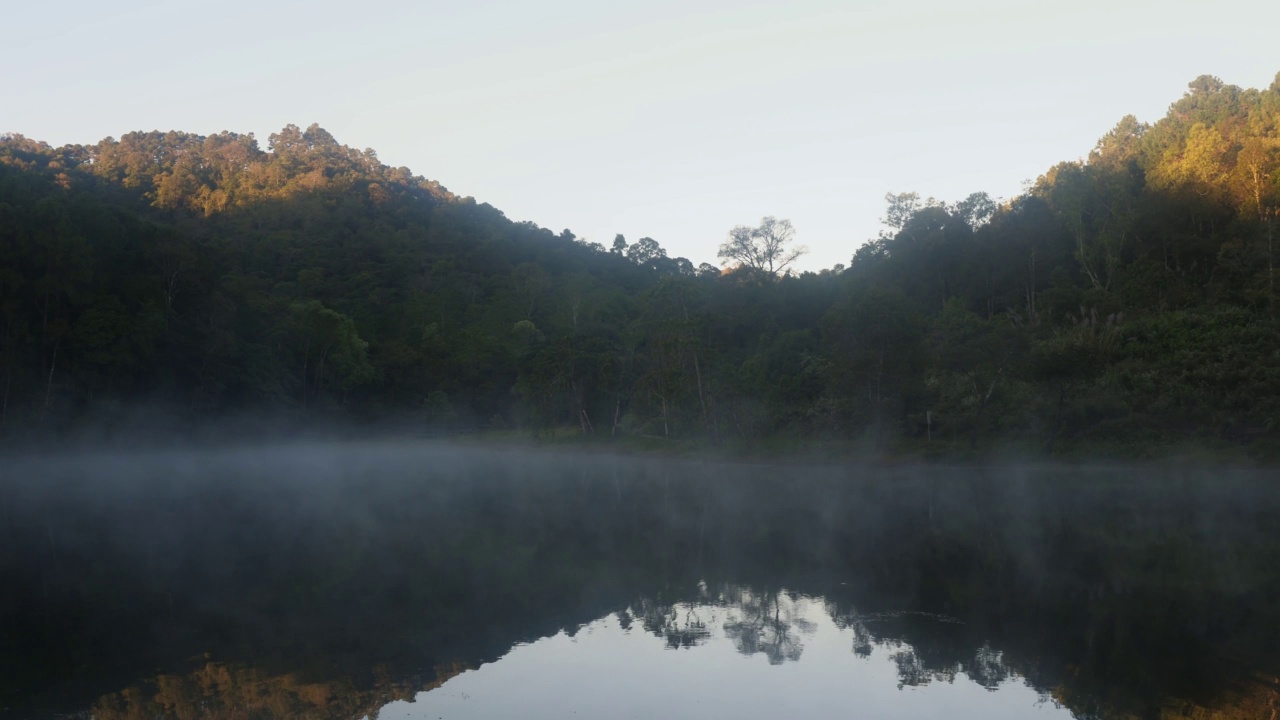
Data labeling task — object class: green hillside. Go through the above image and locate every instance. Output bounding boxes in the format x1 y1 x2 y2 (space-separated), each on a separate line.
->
3 73 1279 457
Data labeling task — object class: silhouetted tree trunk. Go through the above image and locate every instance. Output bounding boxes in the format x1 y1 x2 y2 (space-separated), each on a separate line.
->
692 349 710 435
661 395 670 439
1 368 9 431
41 339 58 422
1045 385 1067 454
968 366 1003 451
1268 214 1275 314
299 328 313 408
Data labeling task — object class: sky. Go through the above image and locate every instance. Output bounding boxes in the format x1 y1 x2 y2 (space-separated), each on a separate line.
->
3 0 1279 271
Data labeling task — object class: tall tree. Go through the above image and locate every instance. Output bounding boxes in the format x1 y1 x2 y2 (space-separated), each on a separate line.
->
718 217 807 277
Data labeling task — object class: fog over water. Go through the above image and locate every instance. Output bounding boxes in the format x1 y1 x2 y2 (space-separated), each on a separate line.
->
2 442 1277 719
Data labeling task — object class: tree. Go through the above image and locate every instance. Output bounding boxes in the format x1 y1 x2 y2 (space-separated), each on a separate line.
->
287 301 374 407
881 192 924 233
822 288 925 442
954 192 996 230
1232 137 1280 310
626 237 665 264
930 303 1026 450
1089 115 1147 171
718 217 807 276
1037 162 1129 292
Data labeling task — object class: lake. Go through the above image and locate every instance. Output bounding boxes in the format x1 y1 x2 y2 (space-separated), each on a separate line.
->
2 442 1277 719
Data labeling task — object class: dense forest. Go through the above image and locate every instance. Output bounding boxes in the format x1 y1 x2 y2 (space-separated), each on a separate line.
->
2 73 1280 457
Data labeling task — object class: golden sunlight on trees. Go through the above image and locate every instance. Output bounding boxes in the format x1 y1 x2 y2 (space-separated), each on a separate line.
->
4 69 1280 453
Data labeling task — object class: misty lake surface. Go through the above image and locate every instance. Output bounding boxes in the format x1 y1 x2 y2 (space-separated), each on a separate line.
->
2 443 1278 719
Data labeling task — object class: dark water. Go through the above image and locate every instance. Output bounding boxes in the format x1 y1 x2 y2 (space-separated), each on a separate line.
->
2 443 1278 719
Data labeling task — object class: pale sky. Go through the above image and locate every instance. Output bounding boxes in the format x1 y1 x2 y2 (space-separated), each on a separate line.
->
3 1 1278 270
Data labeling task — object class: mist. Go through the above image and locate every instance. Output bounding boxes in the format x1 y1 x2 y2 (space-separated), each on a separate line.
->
3 441 1277 718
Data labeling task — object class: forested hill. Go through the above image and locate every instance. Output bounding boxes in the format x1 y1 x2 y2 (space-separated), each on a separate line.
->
2 73 1280 457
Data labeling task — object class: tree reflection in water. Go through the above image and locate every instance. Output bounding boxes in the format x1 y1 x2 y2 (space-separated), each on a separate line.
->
2 444 1279 720
719 587 814 665
630 596 714 650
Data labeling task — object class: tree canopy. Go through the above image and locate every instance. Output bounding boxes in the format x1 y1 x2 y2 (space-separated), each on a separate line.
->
3 72 1280 457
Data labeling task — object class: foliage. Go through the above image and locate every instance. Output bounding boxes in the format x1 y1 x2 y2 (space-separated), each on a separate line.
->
717 216 807 277
3 72 1280 455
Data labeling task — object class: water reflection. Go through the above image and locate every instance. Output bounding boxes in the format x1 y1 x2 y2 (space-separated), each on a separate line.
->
1 443 1279 719
720 588 812 664
90 661 465 720
631 596 714 650
386 591 1066 720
